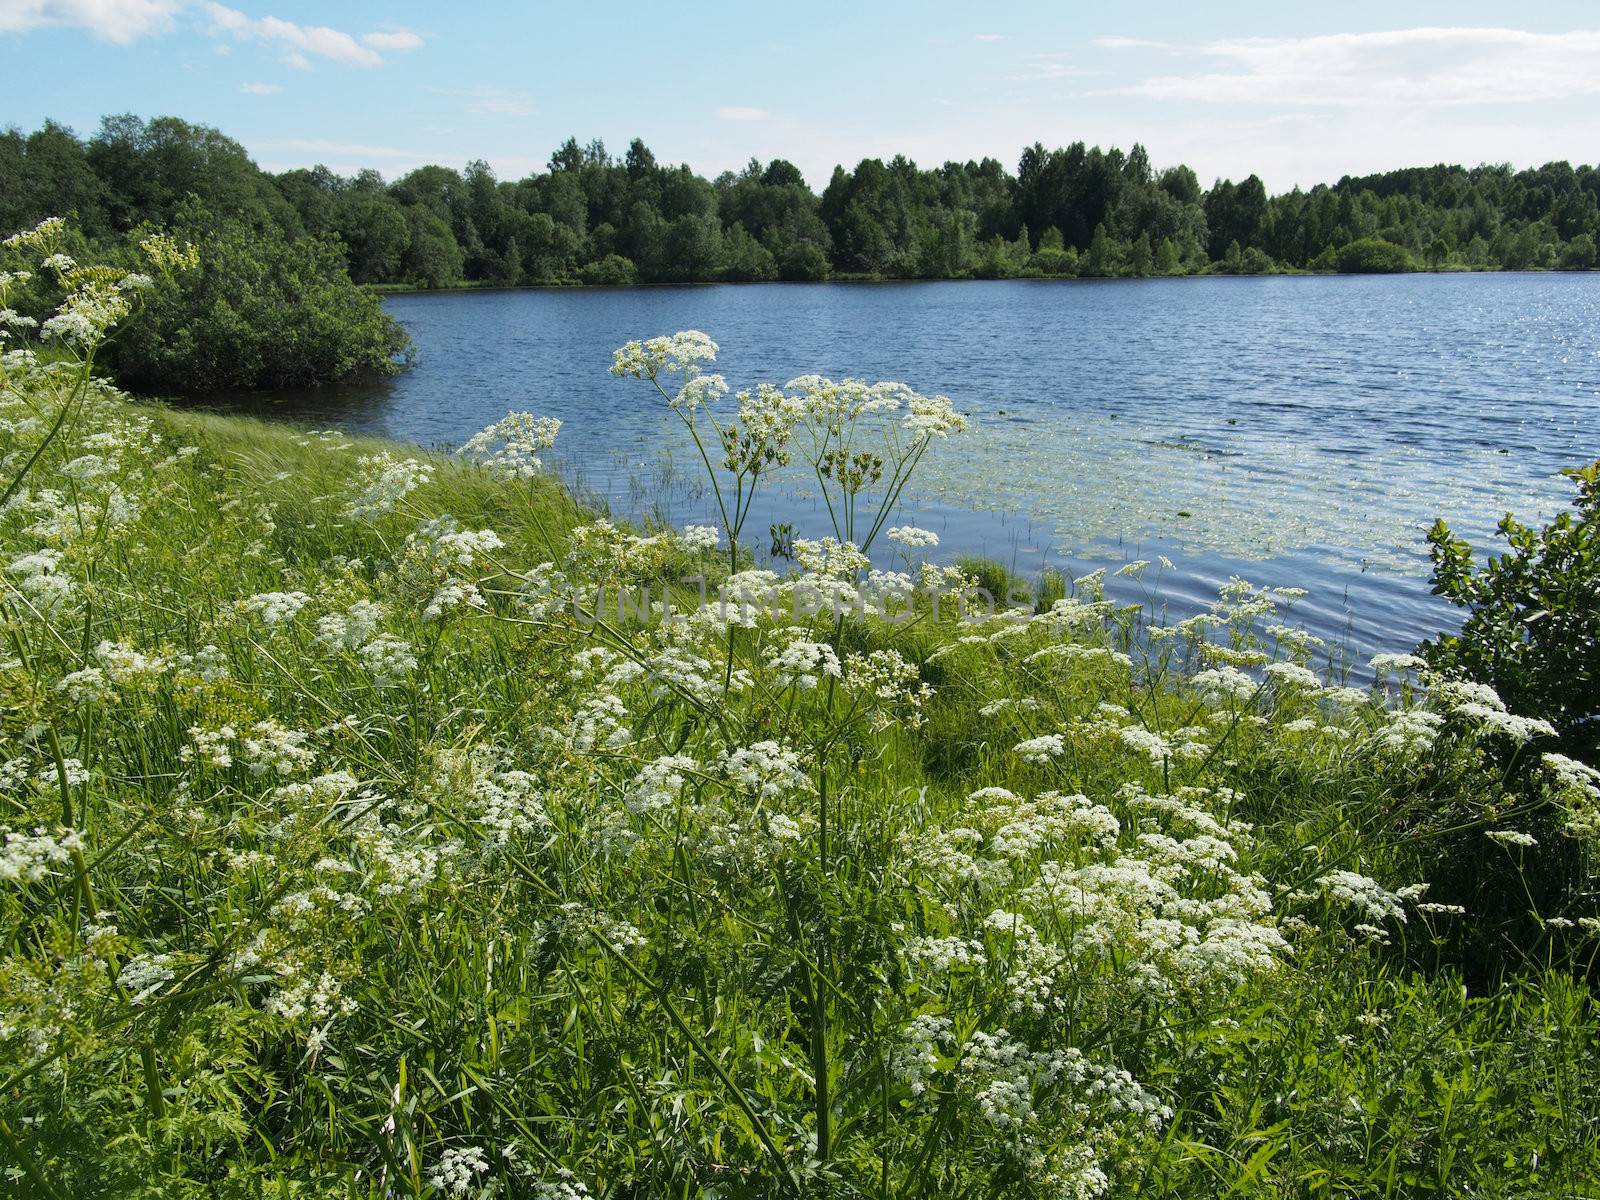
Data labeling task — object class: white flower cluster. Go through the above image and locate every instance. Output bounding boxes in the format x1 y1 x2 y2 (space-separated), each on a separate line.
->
1370 652 1426 675
6 548 75 615
314 600 417 685
181 725 237 769
407 515 504 569
678 523 721 552
905 784 1283 1010
902 390 969 438
433 746 548 851
1263 661 1320 690
844 648 932 725
1014 734 1065 764
529 1170 592 1200
1486 829 1537 848
460 411 562 479
427 1146 491 1196
1375 709 1443 757
1317 870 1406 924
610 330 719 380
767 634 842 691
1435 677 1556 743
890 1013 953 1098
41 279 134 349
1542 752 1600 839
1 825 85 884
1191 665 1259 703
55 639 171 704
720 741 809 799
243 720 316 777
344 452 433 519
357 634 418 686
623 754 699 813
237 591 312 625
394 515 503 622
117 953 176 1004
314 599 384 650
886 524 939 548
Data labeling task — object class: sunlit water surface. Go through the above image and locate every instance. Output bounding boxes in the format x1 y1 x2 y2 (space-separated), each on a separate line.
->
206 274 1599 659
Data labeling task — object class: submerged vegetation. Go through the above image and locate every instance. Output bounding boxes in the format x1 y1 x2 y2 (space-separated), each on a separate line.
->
2 227 1599 1196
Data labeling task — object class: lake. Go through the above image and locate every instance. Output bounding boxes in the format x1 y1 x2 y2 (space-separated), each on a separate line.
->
219 274 1599 661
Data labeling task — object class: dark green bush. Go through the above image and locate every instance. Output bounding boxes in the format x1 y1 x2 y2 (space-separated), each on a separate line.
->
1337 237 1416 273
578 253 639 286
105 217 410 392
1422 460 1600 765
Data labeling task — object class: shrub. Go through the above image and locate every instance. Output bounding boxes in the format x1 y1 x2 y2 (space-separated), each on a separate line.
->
1560 233 1597 270
104 217 411 391
777 239 830 281
1422 460 1600 764
578 253 639 286
1337 237 1416 273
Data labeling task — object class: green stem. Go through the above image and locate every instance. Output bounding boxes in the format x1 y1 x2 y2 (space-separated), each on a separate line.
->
595 934 800 1192
0 1118 65 1200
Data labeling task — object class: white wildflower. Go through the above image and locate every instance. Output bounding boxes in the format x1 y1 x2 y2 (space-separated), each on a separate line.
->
1317 871 1406 923
460 411 561 479
886 525 939 549
721 741 808 799
1014 734 1065 764
1486 829 1537 848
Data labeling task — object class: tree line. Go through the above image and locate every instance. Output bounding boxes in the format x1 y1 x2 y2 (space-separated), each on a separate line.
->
4 113 1599 294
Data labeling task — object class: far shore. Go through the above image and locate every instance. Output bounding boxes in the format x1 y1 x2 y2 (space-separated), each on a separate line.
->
366 264 1596 297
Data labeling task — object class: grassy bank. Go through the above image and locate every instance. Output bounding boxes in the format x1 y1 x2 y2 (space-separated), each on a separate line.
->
2 335 1599 1199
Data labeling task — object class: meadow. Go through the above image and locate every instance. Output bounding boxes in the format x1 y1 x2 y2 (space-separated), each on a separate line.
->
2 220 1598 1197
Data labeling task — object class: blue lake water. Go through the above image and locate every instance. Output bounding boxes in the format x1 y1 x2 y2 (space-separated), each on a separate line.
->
221 274 1599 660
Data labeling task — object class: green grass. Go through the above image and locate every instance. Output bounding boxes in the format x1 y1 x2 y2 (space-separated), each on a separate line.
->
1 355 1597 1199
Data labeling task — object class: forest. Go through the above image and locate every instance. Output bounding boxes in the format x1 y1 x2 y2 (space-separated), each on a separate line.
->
4 114 1599 291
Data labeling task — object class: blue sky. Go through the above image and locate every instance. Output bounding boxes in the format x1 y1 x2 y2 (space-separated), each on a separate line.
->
4 1 1600 190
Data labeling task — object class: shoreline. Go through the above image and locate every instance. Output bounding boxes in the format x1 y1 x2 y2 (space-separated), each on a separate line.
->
365 264 1598 297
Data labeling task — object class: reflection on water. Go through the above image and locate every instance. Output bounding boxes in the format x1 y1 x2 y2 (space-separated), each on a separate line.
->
191 274 1599 658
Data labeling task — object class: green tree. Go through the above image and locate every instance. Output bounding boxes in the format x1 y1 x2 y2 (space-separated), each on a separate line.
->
1154 236 1181 274
338 191 411 283
1126 232 1153 277
1308 244 1339 272
400 206 464 288
721 223 778 281
1082 224 1119 276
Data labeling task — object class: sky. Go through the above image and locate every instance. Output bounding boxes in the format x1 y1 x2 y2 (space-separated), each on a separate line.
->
3 1 1600 191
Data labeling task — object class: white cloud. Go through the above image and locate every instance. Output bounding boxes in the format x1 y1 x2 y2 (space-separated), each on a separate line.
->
1014 53 1087 81
1102 27 1600 106
1093 35 1168 51
717 106 770 121
422 85 534 118
239 80 278 94
0 0 181 42
466 87 533 117
204 4 423 68
362 28 422 52
262 137 418 158
974 33 1001 42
